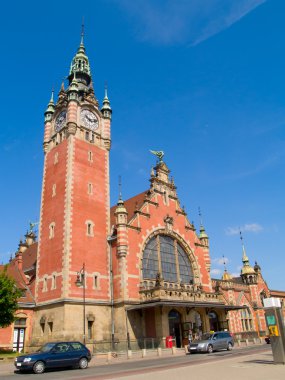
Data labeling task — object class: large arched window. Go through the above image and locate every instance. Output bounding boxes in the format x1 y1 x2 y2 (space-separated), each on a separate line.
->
142 235 193 283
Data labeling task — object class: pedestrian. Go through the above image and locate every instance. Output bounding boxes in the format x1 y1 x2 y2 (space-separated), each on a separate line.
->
188 329 193 343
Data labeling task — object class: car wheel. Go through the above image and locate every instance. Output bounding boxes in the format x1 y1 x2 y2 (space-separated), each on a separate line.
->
78 357 88 369
33 360 45 374
227 342 233 351
207 345 213 354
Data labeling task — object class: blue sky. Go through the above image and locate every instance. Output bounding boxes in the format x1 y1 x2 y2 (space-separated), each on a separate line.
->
0 0 284 289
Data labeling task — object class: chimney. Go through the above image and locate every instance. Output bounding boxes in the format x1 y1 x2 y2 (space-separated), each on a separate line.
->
15 251 23 271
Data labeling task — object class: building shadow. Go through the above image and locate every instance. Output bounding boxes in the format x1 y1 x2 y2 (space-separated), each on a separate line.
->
243 359 275 365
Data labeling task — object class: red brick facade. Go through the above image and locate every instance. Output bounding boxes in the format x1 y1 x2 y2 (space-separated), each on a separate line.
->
1 38 285 352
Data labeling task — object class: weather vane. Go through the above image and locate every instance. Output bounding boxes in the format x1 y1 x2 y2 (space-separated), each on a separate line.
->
150 150 164 162
29 221 38 233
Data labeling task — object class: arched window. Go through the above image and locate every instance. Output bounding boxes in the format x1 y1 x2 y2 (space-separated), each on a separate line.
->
142 235 193 283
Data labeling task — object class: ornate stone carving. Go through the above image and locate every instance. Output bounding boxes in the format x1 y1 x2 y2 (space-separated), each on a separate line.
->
164 214 173 231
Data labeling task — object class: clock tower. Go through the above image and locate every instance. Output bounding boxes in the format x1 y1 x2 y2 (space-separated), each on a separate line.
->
33 34 112 344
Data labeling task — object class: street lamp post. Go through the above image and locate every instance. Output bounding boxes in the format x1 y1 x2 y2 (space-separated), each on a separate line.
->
75 263 86 345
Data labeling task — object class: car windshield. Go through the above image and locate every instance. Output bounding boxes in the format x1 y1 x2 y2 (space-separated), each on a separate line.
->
38 343 56 352
201 333 213 340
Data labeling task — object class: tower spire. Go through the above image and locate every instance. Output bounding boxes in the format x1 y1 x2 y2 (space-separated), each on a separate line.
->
239 230 255 282
223 255 227 272
68 22 91 89
198 206 203 226
118 175 122 201
240 230 249 264
198 207 209 247
44 88 55 121
101 81 112 119
221 255 232 280
81 17 85 47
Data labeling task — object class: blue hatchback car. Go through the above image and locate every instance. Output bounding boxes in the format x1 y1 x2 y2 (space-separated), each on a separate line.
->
14 341 92 374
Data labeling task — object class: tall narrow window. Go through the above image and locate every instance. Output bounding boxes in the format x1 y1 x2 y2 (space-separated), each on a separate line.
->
88 183 93 195
88 151 93 162
85 131 89 141
48 322 53 334
241 308 253 331
54 152 58 164
86 220 94 237
94 275 98 288
51 274 56 290
43 277 48 292
52 184 56 197
40 322 45 335
88 321 94 339
49 223 55 239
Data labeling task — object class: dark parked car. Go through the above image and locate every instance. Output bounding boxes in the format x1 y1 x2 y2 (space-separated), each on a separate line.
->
188 331 234 353
14 341 92 374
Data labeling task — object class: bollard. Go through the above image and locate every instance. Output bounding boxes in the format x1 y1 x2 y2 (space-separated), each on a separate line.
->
253 338 256 344
237 339 241 347
141 349 146 358
184 345 189 354
127 350 132 359
171 346 176 355
245 339 249 346
157 347 162 356
106 352 112 363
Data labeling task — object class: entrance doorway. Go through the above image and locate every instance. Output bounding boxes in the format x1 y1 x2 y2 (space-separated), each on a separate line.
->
209 311 219 332
168 309 182 348
13 318 26 352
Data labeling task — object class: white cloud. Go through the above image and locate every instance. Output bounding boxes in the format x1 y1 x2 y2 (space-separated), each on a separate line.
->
211 268 222 276
116 0 266 46
225 223 263 236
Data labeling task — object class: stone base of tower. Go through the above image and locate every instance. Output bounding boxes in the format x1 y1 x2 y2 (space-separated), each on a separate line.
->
27 302 111 352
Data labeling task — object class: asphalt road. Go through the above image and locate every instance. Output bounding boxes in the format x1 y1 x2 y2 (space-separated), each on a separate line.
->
1 345 270 380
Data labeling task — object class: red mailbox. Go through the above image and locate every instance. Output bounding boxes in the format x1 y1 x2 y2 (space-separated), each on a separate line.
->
166 336 173 348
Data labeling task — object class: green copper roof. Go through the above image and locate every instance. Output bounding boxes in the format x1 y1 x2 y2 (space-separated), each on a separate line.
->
68 33 91 86
45 90 55 114
101 87 112 111
199 224 208 239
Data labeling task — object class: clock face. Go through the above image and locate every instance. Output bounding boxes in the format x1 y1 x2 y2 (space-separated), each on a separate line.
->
55 111 66 132
81 109 98 130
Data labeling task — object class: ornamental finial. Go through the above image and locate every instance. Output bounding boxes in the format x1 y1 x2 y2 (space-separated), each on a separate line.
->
150 150 164 162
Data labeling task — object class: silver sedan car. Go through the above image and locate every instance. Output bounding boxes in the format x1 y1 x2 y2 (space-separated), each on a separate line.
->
188 331 234 353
